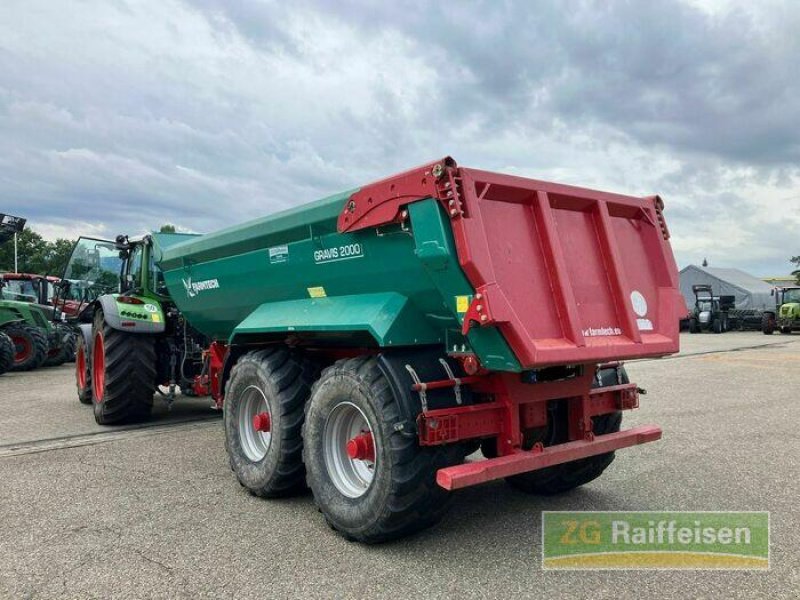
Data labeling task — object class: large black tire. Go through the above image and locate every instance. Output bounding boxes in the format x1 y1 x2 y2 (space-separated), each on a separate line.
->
762 313 775 335
303 356 464 544
91 311 156 425
505 366 626 495
711 318 722 334
3 323 48 372
688 318 699 333
75 333 92 404
43 324 73 367
224 347 317 497
0 332 14 375
780 326 792 334
63 330 77 363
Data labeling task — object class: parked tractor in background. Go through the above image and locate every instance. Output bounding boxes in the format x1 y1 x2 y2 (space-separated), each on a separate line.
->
61 234 211 422
0 287 74 371
762 286 800 334
0 272 77 364
688 284 734 333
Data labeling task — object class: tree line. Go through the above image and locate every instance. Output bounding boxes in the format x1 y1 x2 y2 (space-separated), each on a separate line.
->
0 229 75 276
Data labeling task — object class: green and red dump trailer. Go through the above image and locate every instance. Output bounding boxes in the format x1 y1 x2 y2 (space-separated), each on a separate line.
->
80 157 683 542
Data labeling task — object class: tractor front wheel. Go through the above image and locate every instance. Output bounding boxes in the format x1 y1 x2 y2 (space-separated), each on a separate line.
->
224 347 317 497
688 318 699 333
303 356 463 543
0 332 14 375
91 311 156 424
4 324 47 371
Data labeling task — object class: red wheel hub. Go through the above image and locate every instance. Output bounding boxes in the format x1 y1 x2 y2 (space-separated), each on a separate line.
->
346 432 375 462
11 335 32 365
252 412 271 432
92 332 105 403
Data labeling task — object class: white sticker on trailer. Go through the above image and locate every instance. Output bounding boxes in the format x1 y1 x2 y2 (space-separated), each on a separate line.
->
631 290 654 330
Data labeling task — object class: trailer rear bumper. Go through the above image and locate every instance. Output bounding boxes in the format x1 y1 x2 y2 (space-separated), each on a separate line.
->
436 424 661 491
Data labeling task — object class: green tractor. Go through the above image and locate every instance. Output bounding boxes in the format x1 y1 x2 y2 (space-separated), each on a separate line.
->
688 284 735 333
0 294 52 371
1 272 77 365
62 233 210 423
761 286 800 334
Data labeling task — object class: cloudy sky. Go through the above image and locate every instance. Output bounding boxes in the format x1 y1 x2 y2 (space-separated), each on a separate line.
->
1 0 798 275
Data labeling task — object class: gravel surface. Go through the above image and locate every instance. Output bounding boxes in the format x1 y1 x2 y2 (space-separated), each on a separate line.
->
1 332 798 599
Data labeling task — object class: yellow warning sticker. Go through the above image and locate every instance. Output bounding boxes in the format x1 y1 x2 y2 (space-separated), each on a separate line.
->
152 313 161 323
308 286 327 298
456 295 470 313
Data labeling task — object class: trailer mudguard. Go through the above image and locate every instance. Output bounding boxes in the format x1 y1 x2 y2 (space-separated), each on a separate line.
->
97 295 166 334
229 292 440 347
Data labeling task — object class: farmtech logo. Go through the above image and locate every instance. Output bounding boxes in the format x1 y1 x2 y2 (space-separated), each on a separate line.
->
542 512 769 570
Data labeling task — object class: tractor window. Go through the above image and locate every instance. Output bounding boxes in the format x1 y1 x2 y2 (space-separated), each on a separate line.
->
62 237 122 301
149 253 168 296
126 245 144 291
1 279 37 302
783 289 800 303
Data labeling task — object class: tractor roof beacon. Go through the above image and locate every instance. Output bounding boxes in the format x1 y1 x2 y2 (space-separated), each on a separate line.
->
132 157 683 543
60 232 212 422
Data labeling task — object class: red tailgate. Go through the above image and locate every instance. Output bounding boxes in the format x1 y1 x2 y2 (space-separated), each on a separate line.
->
453 168 682 367
338 157 683 368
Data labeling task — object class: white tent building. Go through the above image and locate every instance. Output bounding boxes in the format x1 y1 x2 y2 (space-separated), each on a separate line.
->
679 265 775 311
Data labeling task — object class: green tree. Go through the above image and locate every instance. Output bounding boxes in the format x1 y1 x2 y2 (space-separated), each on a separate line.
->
0 229 76 275
159 224 176 233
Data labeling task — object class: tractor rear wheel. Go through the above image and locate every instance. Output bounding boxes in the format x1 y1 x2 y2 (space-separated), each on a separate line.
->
688 318 699 333
303 356 464 543
0 332 14 375
505 366 626 495
4 323 48 371
224 347 317 497
75 334 92 404
91 311 156 424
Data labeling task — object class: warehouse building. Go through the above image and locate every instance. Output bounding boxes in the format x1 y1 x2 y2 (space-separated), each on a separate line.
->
679 265 775 311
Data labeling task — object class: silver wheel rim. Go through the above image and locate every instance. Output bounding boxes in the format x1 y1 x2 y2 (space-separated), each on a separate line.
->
323 401 377 498
238 385 271 462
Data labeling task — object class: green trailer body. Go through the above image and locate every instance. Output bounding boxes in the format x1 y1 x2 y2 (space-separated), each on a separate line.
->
156 195 519 371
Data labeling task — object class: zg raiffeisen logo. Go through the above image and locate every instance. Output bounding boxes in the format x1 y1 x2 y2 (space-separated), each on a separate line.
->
542 511 769 570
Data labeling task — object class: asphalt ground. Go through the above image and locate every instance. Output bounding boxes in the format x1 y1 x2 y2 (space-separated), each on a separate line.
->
1 331 798 599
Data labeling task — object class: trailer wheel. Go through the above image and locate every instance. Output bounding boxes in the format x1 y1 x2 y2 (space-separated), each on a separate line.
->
3 323 48 371
0 332 14 375
761 313 775 335
224 347 317 497
303 356 464 543
75 334 92 404
91 311 156 424
505 366 625 495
